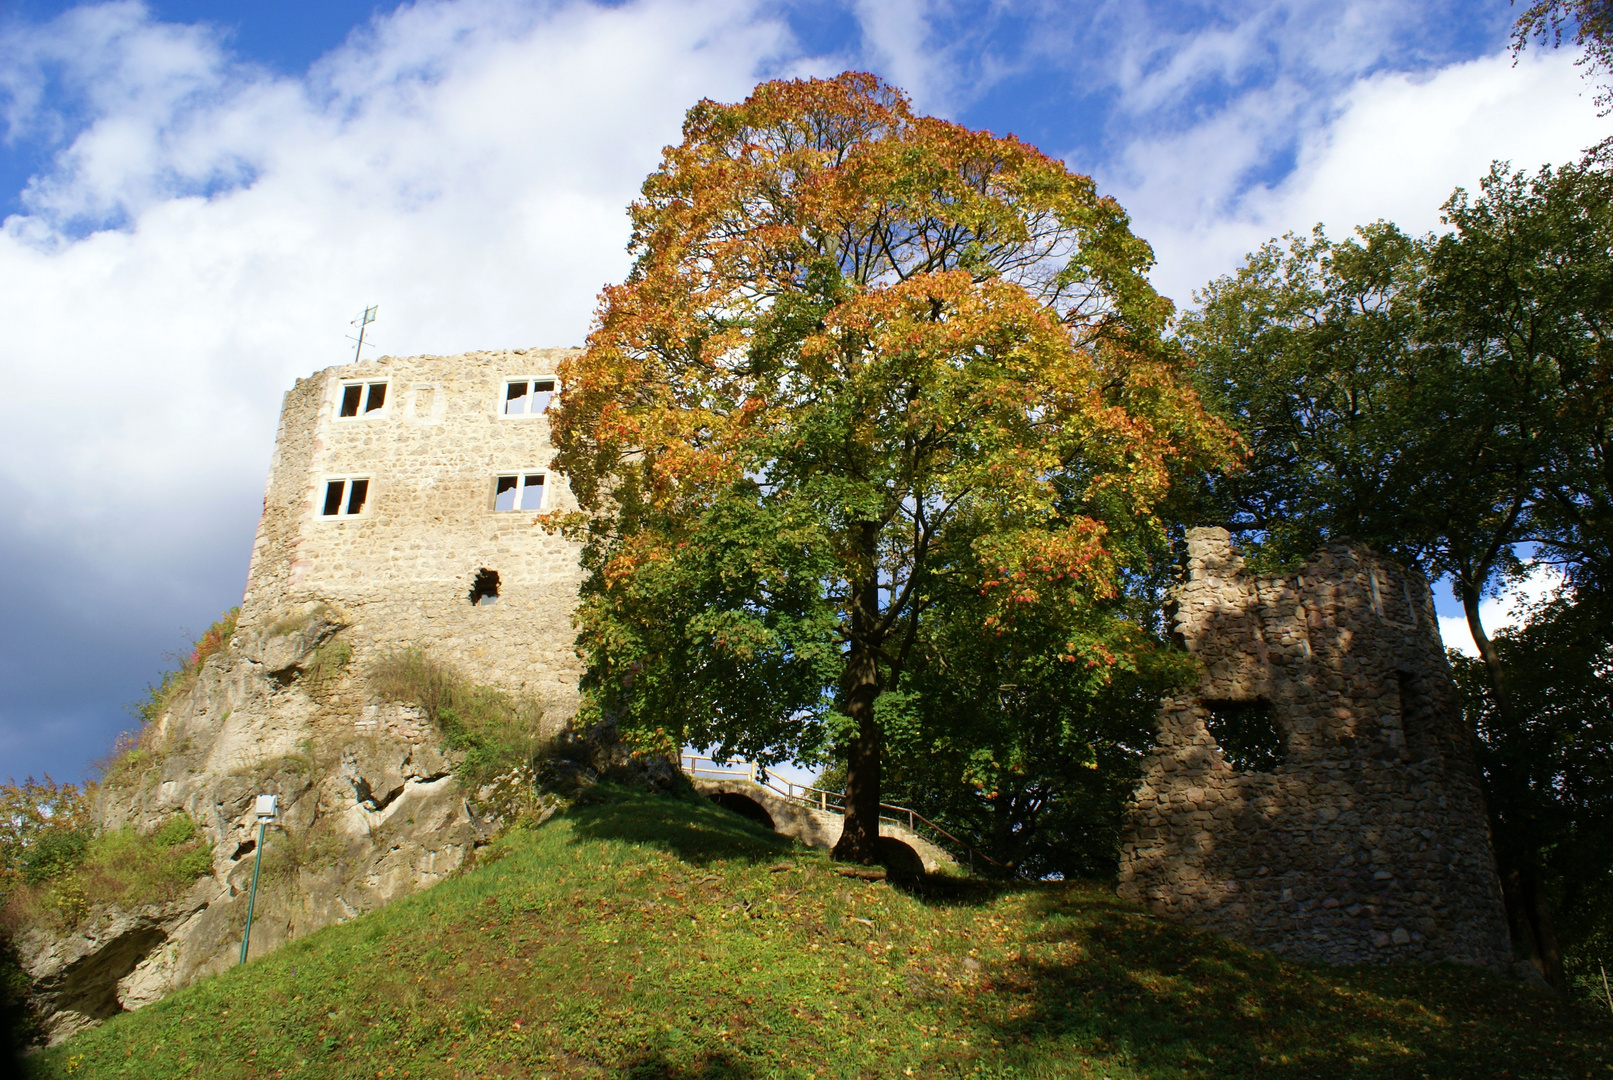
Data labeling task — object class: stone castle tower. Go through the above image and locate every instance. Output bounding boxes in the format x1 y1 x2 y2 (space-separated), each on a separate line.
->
1118 528 1513 967
241 347 585 721
22 349 590 1043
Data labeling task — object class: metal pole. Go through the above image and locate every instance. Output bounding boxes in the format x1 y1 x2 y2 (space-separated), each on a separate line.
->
239 819 267 965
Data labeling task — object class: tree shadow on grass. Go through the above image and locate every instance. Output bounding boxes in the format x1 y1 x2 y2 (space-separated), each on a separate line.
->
957 890 1613 1080
622 1048 763 1079
566 787 799 866
889 871 1039 909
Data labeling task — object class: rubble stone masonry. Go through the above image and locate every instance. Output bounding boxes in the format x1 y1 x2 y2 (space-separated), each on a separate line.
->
242 347 584 726
1117 528 1514 968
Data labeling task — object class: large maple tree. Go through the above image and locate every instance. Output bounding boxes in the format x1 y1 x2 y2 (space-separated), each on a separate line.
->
550 73 1230 863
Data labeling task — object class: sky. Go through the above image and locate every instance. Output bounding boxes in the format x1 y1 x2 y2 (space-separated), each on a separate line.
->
0 0 1606 784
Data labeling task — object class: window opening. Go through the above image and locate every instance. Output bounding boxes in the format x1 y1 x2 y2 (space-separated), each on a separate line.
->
1203 698 1285 773
320 478 369 517
502 379 556 415
494 473 544 511
469 568 500 606
338 381 388 418
1397 671 1442 766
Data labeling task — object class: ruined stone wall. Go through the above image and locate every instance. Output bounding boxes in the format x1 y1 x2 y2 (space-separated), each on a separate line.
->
1117 528 1512 968
241 347 585 726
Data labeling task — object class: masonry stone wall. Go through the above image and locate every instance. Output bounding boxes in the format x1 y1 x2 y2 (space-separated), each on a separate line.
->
1117 527 1513 968
241 347 585 727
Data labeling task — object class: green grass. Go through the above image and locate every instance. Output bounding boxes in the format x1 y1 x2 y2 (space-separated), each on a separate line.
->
29 789 1613 1080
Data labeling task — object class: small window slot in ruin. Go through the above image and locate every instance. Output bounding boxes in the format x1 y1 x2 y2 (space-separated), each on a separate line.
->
502 379 556 416
338 381 388 418
1397 670 1442 766
320 478 370 517
493 473 544 511
1203 698 1286 773
469 568 500 606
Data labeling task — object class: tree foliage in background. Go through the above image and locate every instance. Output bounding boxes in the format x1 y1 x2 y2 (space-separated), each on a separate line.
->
1456 595 1613 999
871 564 1195 879
550 72 1232 862
1178 157 1613 990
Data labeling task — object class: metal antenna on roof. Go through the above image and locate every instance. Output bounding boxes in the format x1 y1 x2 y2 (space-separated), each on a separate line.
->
348 305 378 363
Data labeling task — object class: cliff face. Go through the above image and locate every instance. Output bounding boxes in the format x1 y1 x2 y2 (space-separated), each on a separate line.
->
19 601 491 1043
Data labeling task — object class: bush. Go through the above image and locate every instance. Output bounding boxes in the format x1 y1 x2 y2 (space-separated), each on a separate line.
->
21 829 89 886
132 608 240 726
368 649 548 789
1 813 214 935
0 777 95 886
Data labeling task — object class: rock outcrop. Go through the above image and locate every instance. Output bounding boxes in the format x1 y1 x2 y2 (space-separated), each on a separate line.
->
18 605 491 1043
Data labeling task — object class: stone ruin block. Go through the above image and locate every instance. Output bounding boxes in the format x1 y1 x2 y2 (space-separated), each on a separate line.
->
1117 527 1513 968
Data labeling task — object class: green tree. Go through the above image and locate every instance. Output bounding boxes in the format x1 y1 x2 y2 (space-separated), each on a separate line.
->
1456 594 1613 999
872 561 1195 878
550 73 1231 863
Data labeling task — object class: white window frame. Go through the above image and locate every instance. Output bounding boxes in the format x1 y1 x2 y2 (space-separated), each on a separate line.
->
499 377 557 418
318 475 373 518
336 379 391 420
492 472 546 512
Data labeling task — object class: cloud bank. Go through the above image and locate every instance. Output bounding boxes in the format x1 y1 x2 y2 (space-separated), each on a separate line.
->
0 0 1604 778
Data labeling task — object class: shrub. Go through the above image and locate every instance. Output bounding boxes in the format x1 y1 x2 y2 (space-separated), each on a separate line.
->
1 813 214 935
21 829 89 886
300 636 352 697
0 777 95 885
368 649 548 789
132 608 240 726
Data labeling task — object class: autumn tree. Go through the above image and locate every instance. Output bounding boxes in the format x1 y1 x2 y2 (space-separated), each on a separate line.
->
550 73 1230 863
1513 0 1613 113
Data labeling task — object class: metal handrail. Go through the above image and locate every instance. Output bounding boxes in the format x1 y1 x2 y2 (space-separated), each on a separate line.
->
679 754 1003 870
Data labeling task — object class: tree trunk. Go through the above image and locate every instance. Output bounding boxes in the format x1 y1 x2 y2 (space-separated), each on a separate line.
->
1461 584 1509 711
1522 859 1568 990
833 523 885 865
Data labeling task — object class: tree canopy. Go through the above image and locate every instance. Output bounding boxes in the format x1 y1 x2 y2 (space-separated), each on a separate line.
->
550 72 1231 862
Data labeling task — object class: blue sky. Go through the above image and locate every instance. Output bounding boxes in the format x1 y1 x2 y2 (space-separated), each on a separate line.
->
0 0 1605 783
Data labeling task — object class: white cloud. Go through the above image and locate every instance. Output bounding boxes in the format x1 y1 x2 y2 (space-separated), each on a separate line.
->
1116 48 1611 305
1437 565 1564 657
0 0 791 515
0 0 793 774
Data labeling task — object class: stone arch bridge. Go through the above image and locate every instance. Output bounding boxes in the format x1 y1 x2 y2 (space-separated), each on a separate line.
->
680 756 966 876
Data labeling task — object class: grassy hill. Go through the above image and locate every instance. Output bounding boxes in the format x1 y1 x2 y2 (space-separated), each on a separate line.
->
28 788 1613 1079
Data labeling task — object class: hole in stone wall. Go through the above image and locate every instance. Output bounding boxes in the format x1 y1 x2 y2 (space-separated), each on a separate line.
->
231 839 256 860
1203 698 1286 773
1397 671 1443 767
469 568 500 606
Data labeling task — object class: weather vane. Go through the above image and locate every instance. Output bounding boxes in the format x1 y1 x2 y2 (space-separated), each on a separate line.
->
348 304 378 363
